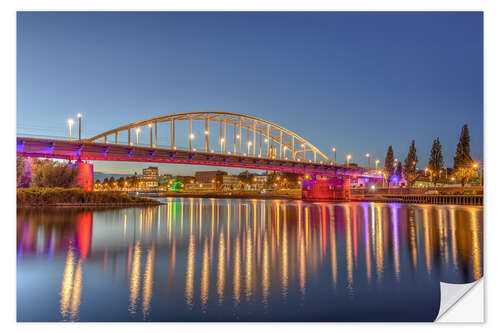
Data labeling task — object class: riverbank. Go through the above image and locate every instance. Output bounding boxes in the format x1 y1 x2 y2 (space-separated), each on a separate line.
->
17 188 160 207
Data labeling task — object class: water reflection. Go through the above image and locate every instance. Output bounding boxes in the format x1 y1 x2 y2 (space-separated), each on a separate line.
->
17 201 483 322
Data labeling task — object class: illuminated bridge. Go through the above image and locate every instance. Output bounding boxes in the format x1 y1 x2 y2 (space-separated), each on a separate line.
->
17 111 381 201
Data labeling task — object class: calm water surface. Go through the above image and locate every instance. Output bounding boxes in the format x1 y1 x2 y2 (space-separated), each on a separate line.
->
17 199 483 322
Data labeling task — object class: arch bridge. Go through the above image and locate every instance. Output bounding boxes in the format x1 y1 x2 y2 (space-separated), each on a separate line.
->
17 111 381 200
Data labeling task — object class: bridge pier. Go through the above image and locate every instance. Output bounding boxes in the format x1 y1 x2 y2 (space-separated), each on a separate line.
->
302 176 350 202
75 160 94 191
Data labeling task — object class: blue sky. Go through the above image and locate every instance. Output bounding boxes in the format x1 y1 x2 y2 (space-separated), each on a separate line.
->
17 12 483 175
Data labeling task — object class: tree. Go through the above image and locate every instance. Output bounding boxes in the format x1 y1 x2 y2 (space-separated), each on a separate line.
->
384 146 395 179
404 140 418 186
395 161 403 178
453 124 475 187
17 156 31 188
428 137 444 185
453 124 473 169
117 177 125 189
102 178 110 190
453 167 476 187
30 160 79 188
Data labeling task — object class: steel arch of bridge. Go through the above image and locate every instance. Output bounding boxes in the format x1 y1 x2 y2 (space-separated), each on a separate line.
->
88 111 331 164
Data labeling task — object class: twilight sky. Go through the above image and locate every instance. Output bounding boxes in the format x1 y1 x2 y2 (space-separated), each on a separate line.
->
17 11 483 175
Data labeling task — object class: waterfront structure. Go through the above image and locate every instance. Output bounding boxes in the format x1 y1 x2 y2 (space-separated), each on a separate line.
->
142 167 159 189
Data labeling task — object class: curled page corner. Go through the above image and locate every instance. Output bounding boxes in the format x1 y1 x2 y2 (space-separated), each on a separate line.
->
435 278 483 322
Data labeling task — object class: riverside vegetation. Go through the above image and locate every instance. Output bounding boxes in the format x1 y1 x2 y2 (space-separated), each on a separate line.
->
17 188 159 207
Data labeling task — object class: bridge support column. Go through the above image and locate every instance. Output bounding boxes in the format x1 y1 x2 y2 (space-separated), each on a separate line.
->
302 176 350 201
75 161 94 191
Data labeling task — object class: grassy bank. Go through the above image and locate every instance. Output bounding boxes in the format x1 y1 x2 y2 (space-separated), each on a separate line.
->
17 188 159 207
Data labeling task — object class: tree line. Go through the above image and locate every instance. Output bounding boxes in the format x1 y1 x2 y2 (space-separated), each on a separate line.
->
383 124 479 187
16 157 80 188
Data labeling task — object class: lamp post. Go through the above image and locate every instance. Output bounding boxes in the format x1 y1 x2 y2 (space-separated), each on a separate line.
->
220 138 225 152
365 153 370 169
148 123 153 147
135 128 141 145
332 147 336 165
189 133 195 151
346 154 352 167
67 119 74 141
375 159 380 170
247 141 252 155
77 113 82 141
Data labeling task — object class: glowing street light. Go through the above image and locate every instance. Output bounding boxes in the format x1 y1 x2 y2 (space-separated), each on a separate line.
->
67 119 74 141
365 153 370 169
346 154 352 167
375 159 380 170
332 147 336 165
77 113 82 141
189 133 195 151
247 141 252 155
135 127 141 145
148 123 153 147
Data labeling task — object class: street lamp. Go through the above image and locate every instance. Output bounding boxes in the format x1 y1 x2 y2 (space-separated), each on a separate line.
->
247 141 252 155
135 127 141 145
220 138 225 152
332 147 336 165
375 159 380 170
189 133 195 151
67 118 74 141
148 123 153 147
346 154 352 167
365 153 370 169
77 113 82 141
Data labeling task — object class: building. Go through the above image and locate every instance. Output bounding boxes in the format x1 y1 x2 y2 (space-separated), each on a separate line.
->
195 170 227 185
221 175 239 190
142 167 159 189
253 174 267 189
158 174 173 186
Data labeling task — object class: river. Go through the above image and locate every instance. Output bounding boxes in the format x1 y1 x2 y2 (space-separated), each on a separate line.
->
17 198 483 322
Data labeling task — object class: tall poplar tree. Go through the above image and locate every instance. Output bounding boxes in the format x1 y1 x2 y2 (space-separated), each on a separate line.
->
404 140 418 186
453 124 473 169
384 146 395 177
428 137 444 185
453 124 475 186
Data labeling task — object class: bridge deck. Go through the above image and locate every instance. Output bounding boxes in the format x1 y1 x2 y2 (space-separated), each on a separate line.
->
17 137 367 176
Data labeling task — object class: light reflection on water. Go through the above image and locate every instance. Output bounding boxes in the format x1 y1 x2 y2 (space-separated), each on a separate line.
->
17 199 483 322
